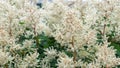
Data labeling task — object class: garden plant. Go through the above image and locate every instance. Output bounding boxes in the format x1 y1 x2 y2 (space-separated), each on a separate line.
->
0 0 120 68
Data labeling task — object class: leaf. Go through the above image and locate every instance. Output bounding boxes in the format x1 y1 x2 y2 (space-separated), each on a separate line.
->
19 21 25 25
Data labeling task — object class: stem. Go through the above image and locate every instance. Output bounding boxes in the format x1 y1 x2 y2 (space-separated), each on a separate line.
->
73 50 77 62
33 24 39 48
102 24 106 37
106 64 109 68
35 36 39 48
9 17 12 37
33 24 37 36
71 36 77 62
102 11 108 40
4 64 8 68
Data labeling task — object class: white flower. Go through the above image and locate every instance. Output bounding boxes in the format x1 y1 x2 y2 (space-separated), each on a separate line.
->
57 53 74 68
44 47 57 58
0 49 14 65
23 52 39 67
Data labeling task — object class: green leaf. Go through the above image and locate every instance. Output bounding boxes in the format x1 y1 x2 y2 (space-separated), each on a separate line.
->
19 21 25 25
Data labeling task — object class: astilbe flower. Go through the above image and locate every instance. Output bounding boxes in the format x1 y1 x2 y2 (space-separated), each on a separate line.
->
40 47 57 68
43 0 66 29
0 0 50 67
0 28 9 47
91 0 120 40
22 51 39 68
95 41 120 67
57 52 74 68
42 0 120 68
0 49 14 66
0 0 120 68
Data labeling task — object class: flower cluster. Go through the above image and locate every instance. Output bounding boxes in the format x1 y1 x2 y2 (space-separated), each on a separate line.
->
0 0 120 68
0 0 49 67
